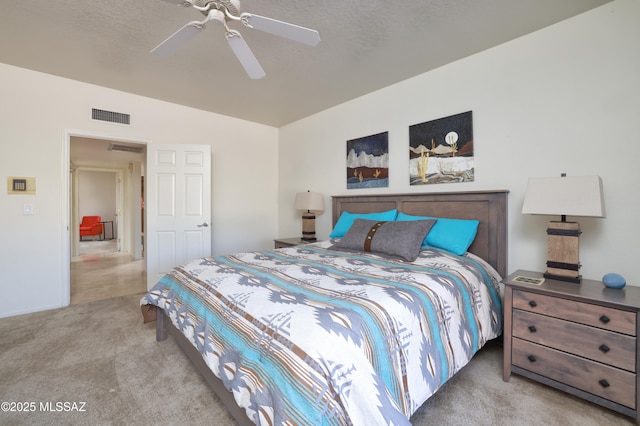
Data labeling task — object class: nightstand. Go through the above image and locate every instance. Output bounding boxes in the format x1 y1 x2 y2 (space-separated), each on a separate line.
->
503 270 640 422
273 237 313 249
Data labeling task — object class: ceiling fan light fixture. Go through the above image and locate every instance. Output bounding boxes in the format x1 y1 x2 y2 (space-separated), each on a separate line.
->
207 8 226 25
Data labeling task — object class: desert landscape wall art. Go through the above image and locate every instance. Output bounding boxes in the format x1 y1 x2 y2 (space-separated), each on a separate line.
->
409 111 474 185
346 131 389 189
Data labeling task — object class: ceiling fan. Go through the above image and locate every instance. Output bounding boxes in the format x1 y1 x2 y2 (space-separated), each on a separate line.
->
152 0 321 79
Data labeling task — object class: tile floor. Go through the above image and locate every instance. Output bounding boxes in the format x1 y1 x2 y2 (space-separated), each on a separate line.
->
70 240 146 304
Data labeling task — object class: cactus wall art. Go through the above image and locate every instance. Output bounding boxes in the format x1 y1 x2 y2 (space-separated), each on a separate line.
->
409 111 474 185
346 131 389 189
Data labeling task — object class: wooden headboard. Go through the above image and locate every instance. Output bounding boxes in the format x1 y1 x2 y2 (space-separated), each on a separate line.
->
332 190 508 277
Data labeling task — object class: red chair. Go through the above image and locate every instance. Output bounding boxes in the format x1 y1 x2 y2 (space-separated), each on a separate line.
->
80 216 104 241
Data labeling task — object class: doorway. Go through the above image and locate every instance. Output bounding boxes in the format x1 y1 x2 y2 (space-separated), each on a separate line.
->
77 169 119 255
68 135 146 304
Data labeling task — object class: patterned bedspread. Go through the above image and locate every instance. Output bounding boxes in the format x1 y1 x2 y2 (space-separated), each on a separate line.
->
141 240 503 425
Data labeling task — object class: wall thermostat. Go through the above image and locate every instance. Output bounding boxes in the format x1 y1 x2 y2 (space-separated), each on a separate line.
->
7 177 36 195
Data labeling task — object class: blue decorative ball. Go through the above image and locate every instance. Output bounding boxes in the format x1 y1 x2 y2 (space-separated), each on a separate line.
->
602 273 626 289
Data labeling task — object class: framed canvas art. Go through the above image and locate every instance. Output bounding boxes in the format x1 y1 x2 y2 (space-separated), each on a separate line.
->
346 132 389 189
409 111 474 185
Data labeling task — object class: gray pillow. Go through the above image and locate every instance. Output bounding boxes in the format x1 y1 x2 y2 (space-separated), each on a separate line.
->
330 218 436 262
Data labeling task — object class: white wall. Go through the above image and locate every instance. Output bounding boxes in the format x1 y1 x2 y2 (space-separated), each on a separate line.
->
129 162 143 259
279 0 640 285
0 64 278 318
1 0 637 319
78 170 116 226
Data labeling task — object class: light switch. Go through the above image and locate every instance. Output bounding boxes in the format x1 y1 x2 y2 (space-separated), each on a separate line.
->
23 203 33 215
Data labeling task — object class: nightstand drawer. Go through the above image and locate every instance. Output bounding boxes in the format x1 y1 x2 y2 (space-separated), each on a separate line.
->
513 309 636 372
513 289 636 335
513 338 636 409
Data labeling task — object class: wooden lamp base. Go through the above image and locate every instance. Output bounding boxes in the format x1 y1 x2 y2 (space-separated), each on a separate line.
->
301 212 317 241
545 221 582 283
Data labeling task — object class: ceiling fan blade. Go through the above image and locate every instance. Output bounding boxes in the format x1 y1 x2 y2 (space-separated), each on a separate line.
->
159 0 192 5
226 30 265 79
151 23 203 57
241 13 320 46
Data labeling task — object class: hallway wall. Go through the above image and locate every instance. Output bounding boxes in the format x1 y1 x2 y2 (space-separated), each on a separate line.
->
78 170 116 227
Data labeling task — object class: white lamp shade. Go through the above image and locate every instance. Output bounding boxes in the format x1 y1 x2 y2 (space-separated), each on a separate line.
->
295 191 324 212
522 175 605 218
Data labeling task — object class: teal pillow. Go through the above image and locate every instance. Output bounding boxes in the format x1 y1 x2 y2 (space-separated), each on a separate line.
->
329 209 397 238
396 212 479 256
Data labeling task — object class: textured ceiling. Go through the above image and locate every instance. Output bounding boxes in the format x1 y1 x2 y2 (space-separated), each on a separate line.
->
0 0 612 127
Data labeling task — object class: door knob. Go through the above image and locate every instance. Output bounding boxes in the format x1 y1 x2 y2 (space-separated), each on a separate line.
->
197 223 209 227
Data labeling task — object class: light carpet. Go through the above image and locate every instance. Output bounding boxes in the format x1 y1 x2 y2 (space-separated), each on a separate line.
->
0 293 632 425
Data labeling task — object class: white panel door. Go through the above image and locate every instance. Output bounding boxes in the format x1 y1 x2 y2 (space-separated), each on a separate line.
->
146 144 211 289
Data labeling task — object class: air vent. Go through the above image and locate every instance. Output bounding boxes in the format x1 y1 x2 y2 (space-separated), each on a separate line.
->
91 108 131 125
108 143 144 154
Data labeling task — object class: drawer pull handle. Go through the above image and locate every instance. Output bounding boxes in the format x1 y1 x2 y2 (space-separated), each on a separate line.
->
529 300 537 308
599 315 610 324
528 325 537 333
527 355 536 363
599 344 610 353
598 379 610 388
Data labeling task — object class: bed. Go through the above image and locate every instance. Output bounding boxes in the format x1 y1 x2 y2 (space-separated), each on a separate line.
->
141 190 508 425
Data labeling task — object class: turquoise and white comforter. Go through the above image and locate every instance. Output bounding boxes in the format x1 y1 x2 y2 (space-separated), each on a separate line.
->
141 240 503 425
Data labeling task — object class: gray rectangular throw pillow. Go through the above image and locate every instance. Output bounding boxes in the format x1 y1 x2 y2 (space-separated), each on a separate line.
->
329 218 436 262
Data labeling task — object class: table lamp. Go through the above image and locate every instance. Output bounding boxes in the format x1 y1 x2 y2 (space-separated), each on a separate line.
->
521 174 605 283
294 191 324 241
